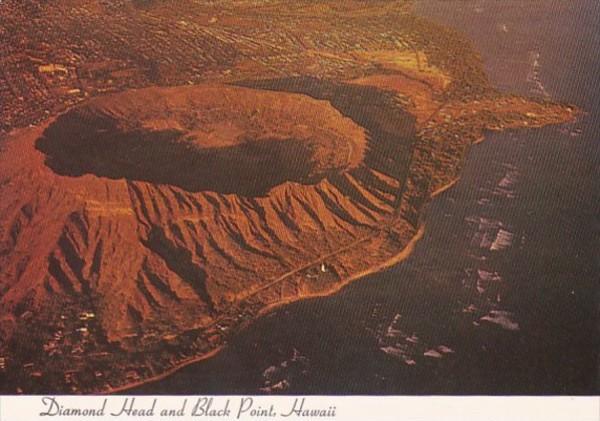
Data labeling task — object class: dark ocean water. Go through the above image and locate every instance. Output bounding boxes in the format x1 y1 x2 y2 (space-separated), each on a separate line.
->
135 0 599 395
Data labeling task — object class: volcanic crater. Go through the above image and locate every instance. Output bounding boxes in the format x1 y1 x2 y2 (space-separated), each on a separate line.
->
37 85 367 196
1 81 419 355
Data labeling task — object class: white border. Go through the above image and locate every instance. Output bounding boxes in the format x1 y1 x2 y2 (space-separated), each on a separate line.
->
0 396 598 421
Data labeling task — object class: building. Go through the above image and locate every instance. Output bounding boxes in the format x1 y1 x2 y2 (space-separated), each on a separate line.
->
38 64 68 75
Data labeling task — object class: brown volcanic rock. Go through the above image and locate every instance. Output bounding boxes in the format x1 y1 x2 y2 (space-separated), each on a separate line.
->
0 84 392 348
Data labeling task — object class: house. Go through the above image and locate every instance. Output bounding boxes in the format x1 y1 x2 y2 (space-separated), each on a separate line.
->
126 370 140 382
38 64 68 75
79 312 96 321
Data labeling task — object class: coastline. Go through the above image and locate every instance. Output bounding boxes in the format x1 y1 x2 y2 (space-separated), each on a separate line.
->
103 225 427 395
103 118 571 394
102 170 454 395
72 109 579 394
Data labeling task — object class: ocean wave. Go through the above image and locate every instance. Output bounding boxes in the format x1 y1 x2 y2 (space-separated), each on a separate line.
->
527 51 551 99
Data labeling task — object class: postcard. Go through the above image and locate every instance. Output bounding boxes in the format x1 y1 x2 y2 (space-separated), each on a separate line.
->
0 0 597 420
